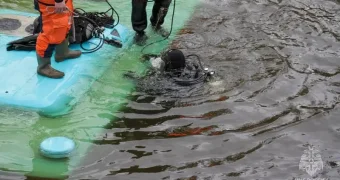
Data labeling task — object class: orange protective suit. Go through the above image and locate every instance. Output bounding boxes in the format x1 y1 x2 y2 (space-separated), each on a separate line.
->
34 0 74 58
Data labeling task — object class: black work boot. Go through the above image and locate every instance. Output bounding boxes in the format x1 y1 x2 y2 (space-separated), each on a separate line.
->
55 38 81 63
134 32 148 46
37 53 64 79
152 25 170 37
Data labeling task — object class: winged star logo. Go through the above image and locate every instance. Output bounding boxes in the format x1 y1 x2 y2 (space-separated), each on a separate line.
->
299 145 323 177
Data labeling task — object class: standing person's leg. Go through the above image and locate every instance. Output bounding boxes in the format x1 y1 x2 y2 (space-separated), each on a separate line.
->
35 0 65 78
150 0 172 37
54 0 81 62
132 0 148 46
35 0 81 79
34 0 81 78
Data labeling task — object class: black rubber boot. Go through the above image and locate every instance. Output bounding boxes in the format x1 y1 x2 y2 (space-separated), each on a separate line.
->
55 38 81 63
150 0 172 37
134 32 148 46
37 53 64 79
152 25 170 37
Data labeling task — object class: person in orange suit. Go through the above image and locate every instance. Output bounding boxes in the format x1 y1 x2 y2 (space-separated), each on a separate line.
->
34 0 81 79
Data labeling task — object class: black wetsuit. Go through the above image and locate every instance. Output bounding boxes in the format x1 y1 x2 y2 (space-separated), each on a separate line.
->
131 0 172 34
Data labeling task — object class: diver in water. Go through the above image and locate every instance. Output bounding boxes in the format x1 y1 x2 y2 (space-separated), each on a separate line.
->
132 0 172 46
132 49 215 86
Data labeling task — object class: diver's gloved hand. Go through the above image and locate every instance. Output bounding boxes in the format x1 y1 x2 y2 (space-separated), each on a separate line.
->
150 57 165 72
54 0 67 14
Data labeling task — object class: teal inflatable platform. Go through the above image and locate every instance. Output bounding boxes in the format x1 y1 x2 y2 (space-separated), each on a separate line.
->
0 9 132 116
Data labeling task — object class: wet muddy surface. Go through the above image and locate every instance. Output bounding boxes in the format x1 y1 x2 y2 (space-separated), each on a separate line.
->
3 0 340 179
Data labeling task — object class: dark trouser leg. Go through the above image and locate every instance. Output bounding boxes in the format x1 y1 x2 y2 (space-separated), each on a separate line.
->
131 0 148 34
150 0 172 27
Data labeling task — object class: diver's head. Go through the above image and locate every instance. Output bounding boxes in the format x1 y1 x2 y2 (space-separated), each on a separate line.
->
162 49 186 72
144 49 216 86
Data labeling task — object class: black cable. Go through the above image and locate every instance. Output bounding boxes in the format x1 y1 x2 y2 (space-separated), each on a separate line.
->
162 54 210 86
173 73 208 86
35 0 119 54
34 0 118 28
73 13 100 28
81 34 106 54
71 13 106 53
186 54 204 70
72 0 120 53
167 69 208 86
141 0 176 54
104 0 119 28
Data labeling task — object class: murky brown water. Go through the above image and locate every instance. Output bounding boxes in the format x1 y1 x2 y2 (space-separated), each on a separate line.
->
66 0 340 179
3 0 340 179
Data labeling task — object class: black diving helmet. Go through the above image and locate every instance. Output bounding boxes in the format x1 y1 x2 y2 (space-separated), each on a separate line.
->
161 49 186 72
